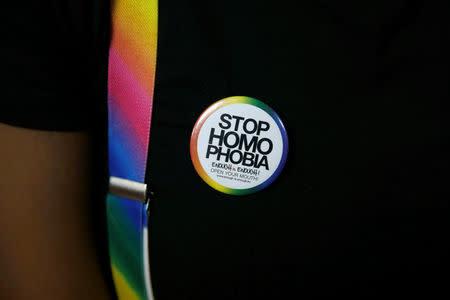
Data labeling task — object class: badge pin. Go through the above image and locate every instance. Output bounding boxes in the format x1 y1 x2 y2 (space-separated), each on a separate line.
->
190 96 288 195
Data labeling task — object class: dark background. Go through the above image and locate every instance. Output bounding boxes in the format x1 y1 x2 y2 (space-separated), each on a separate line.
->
2 1 449 299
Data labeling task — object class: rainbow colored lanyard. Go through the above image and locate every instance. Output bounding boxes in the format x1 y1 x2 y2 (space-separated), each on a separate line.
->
106 1 158 299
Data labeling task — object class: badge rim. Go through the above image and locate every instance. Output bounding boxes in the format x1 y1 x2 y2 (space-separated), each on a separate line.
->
190 96 288 195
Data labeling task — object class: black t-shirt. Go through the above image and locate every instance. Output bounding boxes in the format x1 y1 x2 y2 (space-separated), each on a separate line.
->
2 1 449 299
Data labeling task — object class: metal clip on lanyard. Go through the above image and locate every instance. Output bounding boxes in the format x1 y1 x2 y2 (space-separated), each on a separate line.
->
109 177 147 203
106 1 158 300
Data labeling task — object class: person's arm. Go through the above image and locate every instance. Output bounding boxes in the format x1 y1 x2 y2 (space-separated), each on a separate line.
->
0 123 111 300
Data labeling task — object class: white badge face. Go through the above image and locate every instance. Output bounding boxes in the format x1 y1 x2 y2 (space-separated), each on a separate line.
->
190 96 288 195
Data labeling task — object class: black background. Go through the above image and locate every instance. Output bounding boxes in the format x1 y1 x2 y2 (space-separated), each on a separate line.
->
2 1 449 299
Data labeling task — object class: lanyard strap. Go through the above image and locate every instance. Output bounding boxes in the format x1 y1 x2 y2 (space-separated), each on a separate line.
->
106 1 158 300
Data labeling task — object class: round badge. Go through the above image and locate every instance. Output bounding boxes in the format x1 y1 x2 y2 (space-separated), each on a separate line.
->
190 96 288 195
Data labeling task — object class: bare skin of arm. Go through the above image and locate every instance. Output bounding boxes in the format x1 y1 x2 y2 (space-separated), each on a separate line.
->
0 123 112 299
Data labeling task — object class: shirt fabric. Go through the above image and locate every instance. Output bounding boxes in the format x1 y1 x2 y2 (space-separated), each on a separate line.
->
1 1 449 299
